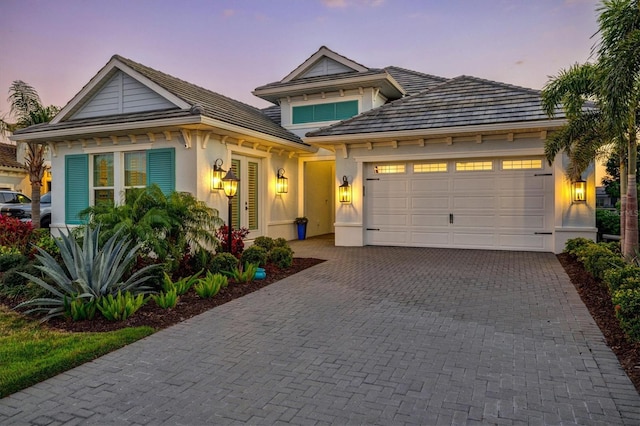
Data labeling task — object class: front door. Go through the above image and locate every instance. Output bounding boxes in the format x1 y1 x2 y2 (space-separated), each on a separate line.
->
231 156 262 238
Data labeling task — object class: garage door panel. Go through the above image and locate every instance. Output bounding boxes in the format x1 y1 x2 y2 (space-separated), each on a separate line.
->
499 215 545 229
453 176 495 191
453 215 495 227
499 195 546 210
412 196 449 209
499 233 546 249
453 232 496 247
368 230 409 244
373 180 409 194
411 232 450 245
453 196 496 209
371 196 409 209
411 178 450 192
412 214 450 226
497 176 546 191
369 214 408 226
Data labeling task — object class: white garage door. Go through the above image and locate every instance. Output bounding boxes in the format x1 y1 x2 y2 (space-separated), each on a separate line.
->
364 158 554 251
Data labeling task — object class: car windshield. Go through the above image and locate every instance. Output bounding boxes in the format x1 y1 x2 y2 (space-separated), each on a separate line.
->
40 193 51 203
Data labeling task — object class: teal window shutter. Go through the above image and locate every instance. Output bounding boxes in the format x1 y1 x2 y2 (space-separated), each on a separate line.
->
65 154 89 224
147 148 175 195
336 100 358 120
292 105 314 124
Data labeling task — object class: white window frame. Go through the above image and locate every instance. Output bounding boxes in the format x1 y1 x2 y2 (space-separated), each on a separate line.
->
88 149 147 206
288 95 361 129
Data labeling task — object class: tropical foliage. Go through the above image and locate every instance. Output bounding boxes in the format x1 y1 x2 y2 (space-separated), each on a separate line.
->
542 0 640 259
1 81 59 228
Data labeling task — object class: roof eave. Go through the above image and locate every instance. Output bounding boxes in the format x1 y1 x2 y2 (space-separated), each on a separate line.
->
304 119 568 144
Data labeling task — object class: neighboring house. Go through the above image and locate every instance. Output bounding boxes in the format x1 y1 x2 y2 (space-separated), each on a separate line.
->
0 133 29 192
11 46 596 252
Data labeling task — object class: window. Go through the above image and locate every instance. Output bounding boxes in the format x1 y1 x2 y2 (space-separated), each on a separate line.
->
374 164 406 174
414 163 447 173
292 100 358 124
455 161 493 171
93 153 114 206
124 152 146 198
502 159 543 170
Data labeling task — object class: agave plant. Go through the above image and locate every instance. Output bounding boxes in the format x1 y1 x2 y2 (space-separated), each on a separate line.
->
16 226 161 321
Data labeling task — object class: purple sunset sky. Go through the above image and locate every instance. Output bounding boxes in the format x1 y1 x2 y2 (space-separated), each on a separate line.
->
1 0 599 118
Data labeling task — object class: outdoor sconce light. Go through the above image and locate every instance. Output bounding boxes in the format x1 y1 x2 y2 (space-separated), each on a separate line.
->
222 168 240 252
572 179 586 203
339 175 352 204
211 158 225 192
276 168 288 194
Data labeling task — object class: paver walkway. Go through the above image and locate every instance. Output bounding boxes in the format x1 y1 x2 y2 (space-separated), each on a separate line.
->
1 235 639 425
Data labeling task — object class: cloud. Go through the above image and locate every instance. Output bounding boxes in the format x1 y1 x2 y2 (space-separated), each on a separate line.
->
515 60 524 65
321 0 384 9
222 9 235 18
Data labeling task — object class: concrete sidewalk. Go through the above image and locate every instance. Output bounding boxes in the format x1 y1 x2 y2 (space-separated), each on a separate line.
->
1 235 639 425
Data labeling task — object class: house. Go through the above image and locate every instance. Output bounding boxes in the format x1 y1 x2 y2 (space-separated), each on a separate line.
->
0 133 29 192
10 46 596 253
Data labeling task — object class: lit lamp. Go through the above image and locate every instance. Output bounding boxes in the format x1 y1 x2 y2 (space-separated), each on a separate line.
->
339 175 352 204
276 168 288 194
211 158 225 192
222 168 240 253
572 179 586 202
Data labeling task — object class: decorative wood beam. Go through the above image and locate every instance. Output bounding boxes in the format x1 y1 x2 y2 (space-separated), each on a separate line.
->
93 137 102 146
507 133 514 142
237 139 245 147
163 131 173 141
373 88 380 99
180 129 192 149
418 138 425 147
289 151 295 159
252 142 260 150
128 135 137 144
70 140 77 149
147 132 156 142
81 140 87 148
278 149 284 156
367 142 373 150
540 130 547 140
391 140 398 149
476 135 482 144
358 87 364 95
200 132 211 149
266 146 273 153
221 135 229 145
339 89 344 97
286 96 291 103
446 137 453 145
340 143 348 159
303 94 308 101
47 142 58 157
109 135 117 145
321 91 326 99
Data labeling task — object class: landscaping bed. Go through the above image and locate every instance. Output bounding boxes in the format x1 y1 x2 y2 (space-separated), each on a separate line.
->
558 252 640 393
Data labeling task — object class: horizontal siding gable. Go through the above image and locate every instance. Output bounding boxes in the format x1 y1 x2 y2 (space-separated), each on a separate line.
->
71 71 177 120
299 57 355 79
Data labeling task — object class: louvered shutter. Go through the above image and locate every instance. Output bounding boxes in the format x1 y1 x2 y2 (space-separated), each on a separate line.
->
247 161 258 230
146 148 175 195
65 154 89 224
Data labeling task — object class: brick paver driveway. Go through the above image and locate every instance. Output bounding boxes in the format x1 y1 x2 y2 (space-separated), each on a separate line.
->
2 235 639 425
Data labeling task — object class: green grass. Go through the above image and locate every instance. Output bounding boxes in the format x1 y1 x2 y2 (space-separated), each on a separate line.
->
0 306 154 398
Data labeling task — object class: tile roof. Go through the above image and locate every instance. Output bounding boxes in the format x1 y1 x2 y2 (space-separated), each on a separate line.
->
0 143 25 170
307 76 566 137
15 55 304 145
261 105 281 123
383 66 449 95
253 69 389 92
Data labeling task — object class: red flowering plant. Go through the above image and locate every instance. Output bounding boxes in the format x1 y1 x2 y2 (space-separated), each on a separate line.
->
215 226 250 257
0 215 35 255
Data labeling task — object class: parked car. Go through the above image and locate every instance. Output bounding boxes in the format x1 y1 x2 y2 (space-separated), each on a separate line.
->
0 192 51 228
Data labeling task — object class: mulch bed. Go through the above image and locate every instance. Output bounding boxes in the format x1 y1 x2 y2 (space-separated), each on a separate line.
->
1 258 324 333
557 253 640 393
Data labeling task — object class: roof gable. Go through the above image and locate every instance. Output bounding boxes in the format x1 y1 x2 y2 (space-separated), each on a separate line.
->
0 143 25 171
281 46 369 83
71 70 177 120
307 75 566 137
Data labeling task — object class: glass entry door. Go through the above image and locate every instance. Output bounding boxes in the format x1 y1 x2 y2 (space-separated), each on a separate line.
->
231 156 262 237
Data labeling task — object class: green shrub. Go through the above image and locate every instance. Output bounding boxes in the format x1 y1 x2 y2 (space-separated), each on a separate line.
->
210 252 238 274
269 246 293 269
273 237 288 248
596 209 621 236
604 264 640 293
225 262 258 284
30 229 60 259
163 271 201 295
253 236 275 252
0 245 21 255
577 243 626 280
0 253 27 272
241 246 268 267
0 263 48 300
194 271 227 298
612 288 640 342
191 248 214 274
152 288 179 309
96 291 147 321
564 237 596 256
64 296 97 321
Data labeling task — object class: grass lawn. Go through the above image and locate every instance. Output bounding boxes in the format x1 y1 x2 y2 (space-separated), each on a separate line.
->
0 306 154 398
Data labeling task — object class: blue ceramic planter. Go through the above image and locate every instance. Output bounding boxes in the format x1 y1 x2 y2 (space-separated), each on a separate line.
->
254 267 266 280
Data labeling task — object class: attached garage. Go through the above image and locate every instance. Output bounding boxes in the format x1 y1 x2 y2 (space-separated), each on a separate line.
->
364 157 554 251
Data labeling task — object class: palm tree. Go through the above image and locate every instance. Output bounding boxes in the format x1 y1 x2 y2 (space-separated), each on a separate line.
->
2 81 59 228
542 0 640 259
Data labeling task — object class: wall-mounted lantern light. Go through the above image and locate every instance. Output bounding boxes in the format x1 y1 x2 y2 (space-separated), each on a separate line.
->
211 158 225 192
222 168 240 253
276 168 288 194
339 175 352 204
572 179 586 203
